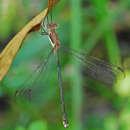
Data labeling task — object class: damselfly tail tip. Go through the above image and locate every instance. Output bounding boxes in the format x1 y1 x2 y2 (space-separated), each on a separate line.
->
62 115 69 128
63 119 69 128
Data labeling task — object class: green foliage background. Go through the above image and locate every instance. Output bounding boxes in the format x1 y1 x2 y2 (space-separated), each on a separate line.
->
0 0 130 130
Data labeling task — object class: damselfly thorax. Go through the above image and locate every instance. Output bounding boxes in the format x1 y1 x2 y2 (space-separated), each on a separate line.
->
47 23 60 51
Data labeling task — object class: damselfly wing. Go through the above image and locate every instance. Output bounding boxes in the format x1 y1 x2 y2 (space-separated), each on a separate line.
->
15 46 125 96
60 45 125 86
14 40 125 128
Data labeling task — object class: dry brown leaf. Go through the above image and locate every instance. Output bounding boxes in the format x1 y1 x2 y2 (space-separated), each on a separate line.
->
0 8 48 81
47 0 60 12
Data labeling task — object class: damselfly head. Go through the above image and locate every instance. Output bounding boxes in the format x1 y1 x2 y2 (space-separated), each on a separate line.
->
46 23 59 30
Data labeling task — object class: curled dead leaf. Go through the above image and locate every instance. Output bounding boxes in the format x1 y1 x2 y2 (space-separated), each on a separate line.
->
47 0 60 12
0 8 48 81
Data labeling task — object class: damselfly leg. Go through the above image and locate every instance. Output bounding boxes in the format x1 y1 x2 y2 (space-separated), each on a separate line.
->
40 22 48 35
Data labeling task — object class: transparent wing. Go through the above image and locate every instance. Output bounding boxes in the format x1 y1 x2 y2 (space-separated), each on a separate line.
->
15 48 54 98
60 45 125 86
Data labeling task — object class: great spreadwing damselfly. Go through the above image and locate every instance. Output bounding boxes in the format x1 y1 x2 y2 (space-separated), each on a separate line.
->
15 0 125 128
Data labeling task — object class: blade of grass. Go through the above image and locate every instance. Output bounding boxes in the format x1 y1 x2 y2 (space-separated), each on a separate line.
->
70 0 83 130
85 0 129 57
92 0 121 65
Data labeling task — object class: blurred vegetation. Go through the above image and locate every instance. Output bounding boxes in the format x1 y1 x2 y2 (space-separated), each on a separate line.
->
0 0 130 130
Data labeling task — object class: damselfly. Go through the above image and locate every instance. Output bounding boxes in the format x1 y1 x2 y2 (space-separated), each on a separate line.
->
15 0 125 128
